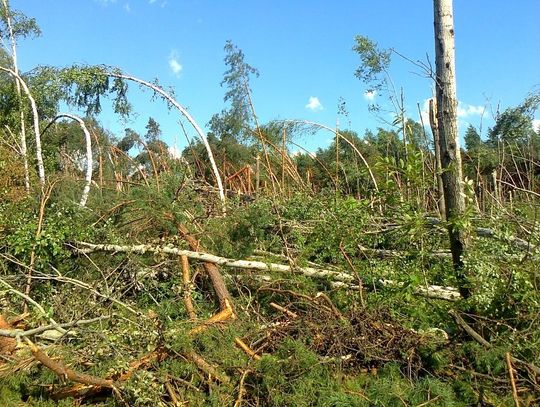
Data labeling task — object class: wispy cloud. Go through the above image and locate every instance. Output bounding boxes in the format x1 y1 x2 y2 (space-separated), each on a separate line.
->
168 50 183 77
305 96 323 112
363 90 377 101
149 0 157 3
123 2 131 12
96 0 117 5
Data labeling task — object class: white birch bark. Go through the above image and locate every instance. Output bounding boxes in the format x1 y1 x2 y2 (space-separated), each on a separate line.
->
48 114 93 206
0 66 45 187
2 0 30 192
74 241 460 301
107 72 226 207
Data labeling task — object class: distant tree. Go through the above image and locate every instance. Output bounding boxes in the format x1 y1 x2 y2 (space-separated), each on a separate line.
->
209 40 259 142
302 130 379 196
464 124 481 152
116 128 138 153
353 35 391 98
145 117 161 143
486 93 540 192
488 96 539 147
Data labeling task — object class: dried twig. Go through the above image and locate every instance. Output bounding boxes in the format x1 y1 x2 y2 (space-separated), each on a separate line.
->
0 275 67 334
269 302 298 319
185 350 230 383
450 310 540 377
314 292 345 321
506 352 520 407
189 300 234 335
178 224 234 313
165 380 180 406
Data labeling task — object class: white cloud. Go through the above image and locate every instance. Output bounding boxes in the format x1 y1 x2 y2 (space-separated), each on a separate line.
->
123 2 131 12
533 119 540 133
168 50 183 77
418 99 489 126
149 0 157 3
305 96 323 112
363 90 377 101
457 103 485 118
96 0 117 5
169 145 182 159
419 98 431 125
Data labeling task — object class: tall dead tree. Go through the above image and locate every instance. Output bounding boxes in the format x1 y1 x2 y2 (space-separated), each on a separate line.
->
433 0 468 296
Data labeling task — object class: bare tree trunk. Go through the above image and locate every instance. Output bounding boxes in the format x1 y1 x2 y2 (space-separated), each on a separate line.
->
433 0 468 297
2 0 30 193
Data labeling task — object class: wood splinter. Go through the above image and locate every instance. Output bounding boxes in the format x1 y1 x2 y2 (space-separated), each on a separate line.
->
189 299 234 336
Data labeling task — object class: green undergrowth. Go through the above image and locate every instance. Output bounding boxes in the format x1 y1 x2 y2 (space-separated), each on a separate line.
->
1 189 539 405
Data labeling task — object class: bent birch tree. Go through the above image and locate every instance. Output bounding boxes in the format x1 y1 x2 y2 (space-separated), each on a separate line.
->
43 114 93 206
106 71 226 207
0 66 45 187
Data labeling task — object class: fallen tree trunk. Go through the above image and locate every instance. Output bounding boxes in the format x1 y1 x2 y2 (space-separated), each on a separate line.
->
357 244 451 259
425 217 536 251
73 241 355 282
73 241 460 301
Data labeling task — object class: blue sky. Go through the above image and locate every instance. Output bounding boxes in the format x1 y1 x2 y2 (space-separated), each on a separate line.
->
12 0 540 153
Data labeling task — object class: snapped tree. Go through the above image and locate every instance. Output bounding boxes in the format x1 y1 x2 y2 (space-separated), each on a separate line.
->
433 0 468 297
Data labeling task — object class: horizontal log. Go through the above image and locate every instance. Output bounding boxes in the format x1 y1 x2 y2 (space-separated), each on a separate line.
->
74 241 460 301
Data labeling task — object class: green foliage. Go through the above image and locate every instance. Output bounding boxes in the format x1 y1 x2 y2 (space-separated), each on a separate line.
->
29 64 131 119
0 3 41 42
205 197 276 258
1 200 89 269
255 339 335 406
464 124 481 151
464 237 540 319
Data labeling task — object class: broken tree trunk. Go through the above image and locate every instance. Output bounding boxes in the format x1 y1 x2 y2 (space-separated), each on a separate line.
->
433 0 468 297
177 225 233 312
73 241 460 301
